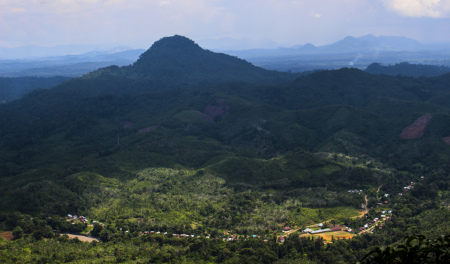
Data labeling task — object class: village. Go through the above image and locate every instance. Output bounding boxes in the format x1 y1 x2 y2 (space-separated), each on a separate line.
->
60 176 421 244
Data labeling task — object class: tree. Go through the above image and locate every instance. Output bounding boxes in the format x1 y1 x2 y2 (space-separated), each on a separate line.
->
12 226 23 239
358 234 450 264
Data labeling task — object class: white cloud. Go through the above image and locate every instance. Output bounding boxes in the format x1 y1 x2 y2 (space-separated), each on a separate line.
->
0 0 449 48
310 11 322 18
381 0 450 18
159 1 171 6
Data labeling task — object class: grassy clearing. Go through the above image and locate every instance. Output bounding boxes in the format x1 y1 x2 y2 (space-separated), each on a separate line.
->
300 231 355 243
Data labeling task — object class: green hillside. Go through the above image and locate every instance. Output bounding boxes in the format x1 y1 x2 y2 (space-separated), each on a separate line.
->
0 35 449 263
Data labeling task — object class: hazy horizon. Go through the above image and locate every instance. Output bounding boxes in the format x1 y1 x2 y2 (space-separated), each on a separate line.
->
1 0 450 50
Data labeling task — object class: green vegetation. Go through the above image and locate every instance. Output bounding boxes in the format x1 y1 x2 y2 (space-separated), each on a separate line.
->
0 36 449 263
366 62 450 77
0 76 71 103
359 234 450 264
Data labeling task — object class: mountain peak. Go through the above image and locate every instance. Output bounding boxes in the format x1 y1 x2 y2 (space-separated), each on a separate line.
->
149 35 201 52
125 34 294 84
133 35 203 69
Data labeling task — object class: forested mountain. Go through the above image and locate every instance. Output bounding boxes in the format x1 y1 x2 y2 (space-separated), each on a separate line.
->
0 35 449 263
0 76 71 102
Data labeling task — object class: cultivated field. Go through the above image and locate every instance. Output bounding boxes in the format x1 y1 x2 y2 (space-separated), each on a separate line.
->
300 231 355 243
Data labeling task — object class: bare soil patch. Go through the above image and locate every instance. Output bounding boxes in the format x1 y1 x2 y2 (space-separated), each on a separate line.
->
400 114 432 139
443 136 450 145
1 231 14 241
61 234 99 242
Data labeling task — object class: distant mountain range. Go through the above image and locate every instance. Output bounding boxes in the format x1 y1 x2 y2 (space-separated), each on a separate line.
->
1 34 449 77
217 34 449 57
0 49 145 77
0 44 136 60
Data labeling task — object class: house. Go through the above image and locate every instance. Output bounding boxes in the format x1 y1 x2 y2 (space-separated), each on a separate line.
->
277 236 285 243
330 226 341 231
318 223 324 227
310 229 330 234
384 201 388 204
381 215 386 218
283 226 291 231
302 228 313 233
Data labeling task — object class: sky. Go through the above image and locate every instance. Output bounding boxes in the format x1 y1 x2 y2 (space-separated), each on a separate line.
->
1 0 450 50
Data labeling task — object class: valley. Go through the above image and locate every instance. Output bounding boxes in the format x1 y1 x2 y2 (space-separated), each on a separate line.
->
0 35 449 263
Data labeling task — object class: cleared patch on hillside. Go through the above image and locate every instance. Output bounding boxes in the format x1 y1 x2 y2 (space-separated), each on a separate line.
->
61 234 99 242
443 136 450 145
137 125 158 134
194 98 230 123
400 114 432 139
1 231 14 241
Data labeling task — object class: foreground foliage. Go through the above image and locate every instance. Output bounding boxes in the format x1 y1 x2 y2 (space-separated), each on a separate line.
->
359 234 450 264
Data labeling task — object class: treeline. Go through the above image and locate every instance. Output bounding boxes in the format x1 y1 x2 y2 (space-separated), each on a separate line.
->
365 62 450 77
0 76 70 103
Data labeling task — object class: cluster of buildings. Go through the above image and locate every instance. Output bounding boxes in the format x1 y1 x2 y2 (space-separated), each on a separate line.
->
67 214 89 223
398 179 421 196
302 225 343 235
138 230 284 243
348 189 364 194
358 211 392 234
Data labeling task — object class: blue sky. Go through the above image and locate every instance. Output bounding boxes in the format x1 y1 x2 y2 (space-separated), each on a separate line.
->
1 0 449 49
